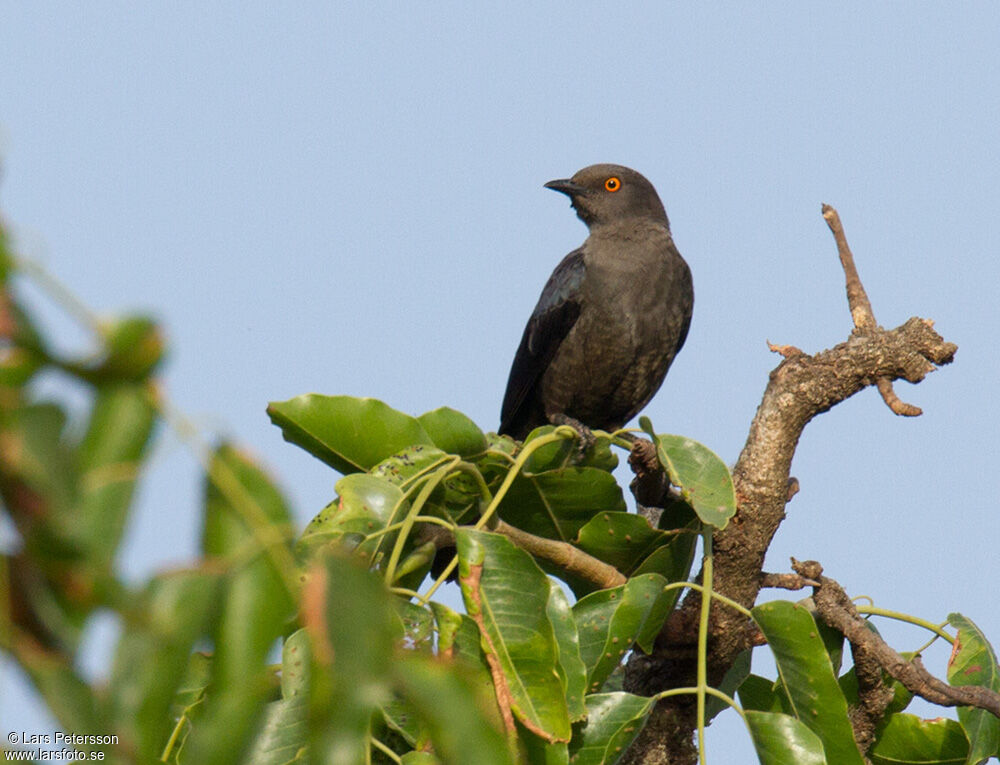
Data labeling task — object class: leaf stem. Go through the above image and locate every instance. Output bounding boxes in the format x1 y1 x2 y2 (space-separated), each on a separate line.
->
855 606 954 644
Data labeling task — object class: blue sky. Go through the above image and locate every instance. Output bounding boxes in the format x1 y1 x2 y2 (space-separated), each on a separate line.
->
2 4 998 760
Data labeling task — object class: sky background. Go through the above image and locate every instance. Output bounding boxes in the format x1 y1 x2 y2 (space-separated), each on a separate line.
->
2 3 999 761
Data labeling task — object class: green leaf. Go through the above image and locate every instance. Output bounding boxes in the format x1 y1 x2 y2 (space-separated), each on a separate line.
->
105 569 220 759
520 425 618 473
418 406 487 456
297 473 408 564
498 468 626 542
567 692 655 765
242 696 308 765
394 657 515 765
705 649 751 722
574 512 682 577
739 674 791 714
183 445 296 765
81 315 166 381
546 581 588 722
303 551 400 765
631 524 698 587
75 382 158 565
456 529 572 743
745 711 828 765
267 394 433 474
752 600 865 765
639 419 736 530
947 612 1000 764
870 713 970 765
573 574 673 692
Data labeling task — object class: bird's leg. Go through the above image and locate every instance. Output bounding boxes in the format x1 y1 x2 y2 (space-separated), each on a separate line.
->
548 413 596 458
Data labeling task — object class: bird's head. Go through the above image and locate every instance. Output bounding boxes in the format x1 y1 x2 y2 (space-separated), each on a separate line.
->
544 164 669 229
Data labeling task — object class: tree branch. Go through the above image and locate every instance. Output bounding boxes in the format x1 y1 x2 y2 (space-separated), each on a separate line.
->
620 206 957 765
793 559 1000 719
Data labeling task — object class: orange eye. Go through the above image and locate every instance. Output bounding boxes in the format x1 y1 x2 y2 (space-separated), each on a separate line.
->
604 176 621 192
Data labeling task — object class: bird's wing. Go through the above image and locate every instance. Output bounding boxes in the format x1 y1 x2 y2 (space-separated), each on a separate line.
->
499 248 586 436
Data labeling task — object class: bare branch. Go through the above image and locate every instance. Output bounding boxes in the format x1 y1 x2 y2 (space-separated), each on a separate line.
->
795 559 1000 719
621 205 958 765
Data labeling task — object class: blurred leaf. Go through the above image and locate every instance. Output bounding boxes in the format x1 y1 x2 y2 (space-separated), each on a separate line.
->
400 753 441 765
573 574 672 692
1 402 76 546
183 445 296 765
566 692 655 765
302 551 399 765
546 581 587 722
169 652 213 722
870 713 969 765
63 315 166 382
456 529 571 743
639 419 736 530
267 394 432 474
394 657 515 765
519 718 570 764
745 711 828 765
752 600 864 765
498 468 626 542
7 638 99 738
75 382 157 565
947 612 999 764
105 569 219 760
418 407 487 457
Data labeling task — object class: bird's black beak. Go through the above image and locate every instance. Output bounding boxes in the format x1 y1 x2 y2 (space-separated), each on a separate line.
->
544 178 586 198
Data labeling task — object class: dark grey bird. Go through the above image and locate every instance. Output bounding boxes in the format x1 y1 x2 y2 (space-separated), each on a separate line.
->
499 164 693 441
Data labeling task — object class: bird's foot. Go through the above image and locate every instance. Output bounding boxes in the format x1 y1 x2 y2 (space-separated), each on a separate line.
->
549 414 596 459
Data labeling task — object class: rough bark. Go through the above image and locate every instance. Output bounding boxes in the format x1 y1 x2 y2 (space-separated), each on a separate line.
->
619 206 957 764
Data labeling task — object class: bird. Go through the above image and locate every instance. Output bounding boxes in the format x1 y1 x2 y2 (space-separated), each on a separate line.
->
499 164 693 443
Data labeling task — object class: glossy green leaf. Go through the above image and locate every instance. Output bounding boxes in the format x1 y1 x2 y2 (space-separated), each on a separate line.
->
739 674 790 715
105 569 219 759
297 473 408 564
567 692 654 765
631 525 698 587
520 425 618 473
303 552 399 765
573 574 672 693
372 445 481 526
575 512 681 576
745 711 828 765
280 629 311 700
418 406 487 456
947 612 1000 764
456 529 572 742
394 656 515 765
267 394 433 474
870 713 970 765
639 419 736 530
752 600 864 765
546 581 587 722
498 468 626 542
75 382 158 564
